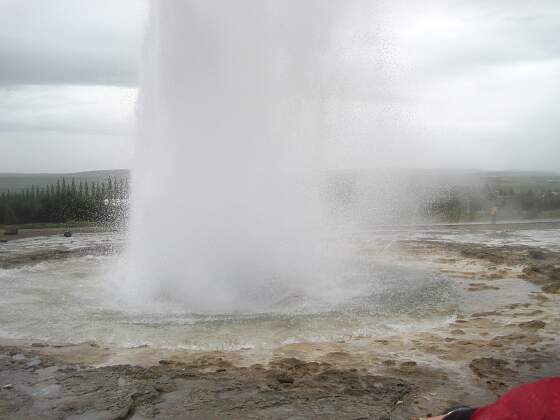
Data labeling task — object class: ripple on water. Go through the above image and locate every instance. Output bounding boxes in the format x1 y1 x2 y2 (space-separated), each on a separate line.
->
0 239 463 350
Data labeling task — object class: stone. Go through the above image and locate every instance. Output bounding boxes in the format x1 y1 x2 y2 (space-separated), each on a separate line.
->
276 372 295 384
528 250 546 260
518 320 546 330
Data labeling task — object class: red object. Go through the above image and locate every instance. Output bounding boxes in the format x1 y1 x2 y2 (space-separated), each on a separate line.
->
472 378 560 420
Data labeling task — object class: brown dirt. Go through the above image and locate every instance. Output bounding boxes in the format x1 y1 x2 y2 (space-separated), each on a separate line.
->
0 346 413 420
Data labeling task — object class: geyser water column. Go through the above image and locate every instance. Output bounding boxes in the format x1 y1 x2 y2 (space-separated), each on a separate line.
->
125 1 332 312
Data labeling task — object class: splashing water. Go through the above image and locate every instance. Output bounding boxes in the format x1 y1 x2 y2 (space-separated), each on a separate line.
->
124 1 336 312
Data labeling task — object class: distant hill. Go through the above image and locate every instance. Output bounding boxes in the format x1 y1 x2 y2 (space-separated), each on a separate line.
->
1 168 558 195
326 168 560 190
0 170 130 193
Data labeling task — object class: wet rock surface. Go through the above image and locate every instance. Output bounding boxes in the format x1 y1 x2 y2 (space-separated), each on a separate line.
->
2 230 560 419
399 240 560 294
518 320 546 330
0 347 411 420
0 244 115 269
469 357 515 392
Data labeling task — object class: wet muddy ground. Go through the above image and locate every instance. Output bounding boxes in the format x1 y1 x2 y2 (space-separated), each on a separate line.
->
1 227 559 419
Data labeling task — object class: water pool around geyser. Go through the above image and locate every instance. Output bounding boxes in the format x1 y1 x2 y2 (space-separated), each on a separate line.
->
0 233 466 351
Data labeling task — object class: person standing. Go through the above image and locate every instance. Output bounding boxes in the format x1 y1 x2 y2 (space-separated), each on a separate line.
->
490 206 497 224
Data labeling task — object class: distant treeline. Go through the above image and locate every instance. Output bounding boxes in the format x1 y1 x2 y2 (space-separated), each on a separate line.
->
429 185 560 222
0 177 129 226
2 174 560 226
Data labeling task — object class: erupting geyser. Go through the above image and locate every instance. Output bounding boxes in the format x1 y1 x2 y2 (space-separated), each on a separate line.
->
125 1 333 312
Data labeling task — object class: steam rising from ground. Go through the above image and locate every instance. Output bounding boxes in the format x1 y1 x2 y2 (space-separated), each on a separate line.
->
125 1 336 312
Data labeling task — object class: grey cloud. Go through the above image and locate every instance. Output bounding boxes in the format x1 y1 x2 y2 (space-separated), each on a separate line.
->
0 130 132 173
1 0 559 172
0 85 136 134
399 1 560 78
0 0 146 86
320 0 560 172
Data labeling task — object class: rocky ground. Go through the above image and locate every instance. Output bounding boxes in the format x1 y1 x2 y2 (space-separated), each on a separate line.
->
0 347 414 420
0 244 114 270
0 228 118 269
0 227 103 243
1 227 559 419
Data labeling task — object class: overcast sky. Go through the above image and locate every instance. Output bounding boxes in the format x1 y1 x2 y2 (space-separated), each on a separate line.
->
0 0 146 172
0 0 559 173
